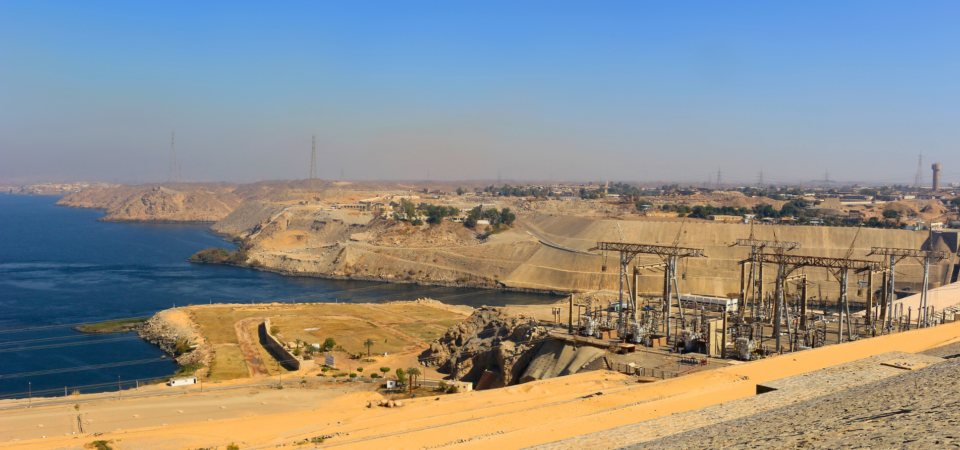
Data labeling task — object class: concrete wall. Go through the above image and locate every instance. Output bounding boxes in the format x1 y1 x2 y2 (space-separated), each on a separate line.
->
505 216 958 300
260 318 314 371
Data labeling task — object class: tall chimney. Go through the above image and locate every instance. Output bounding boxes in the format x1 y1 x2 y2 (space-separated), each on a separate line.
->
932 163 941 191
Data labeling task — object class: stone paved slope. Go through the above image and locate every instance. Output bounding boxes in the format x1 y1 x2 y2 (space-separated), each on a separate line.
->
625 354 960 449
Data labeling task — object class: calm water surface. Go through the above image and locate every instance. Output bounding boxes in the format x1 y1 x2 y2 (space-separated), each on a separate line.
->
0 195 559 398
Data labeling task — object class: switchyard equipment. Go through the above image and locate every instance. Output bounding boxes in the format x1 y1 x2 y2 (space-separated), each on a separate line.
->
591 241 706 342
867 247 949 331
747 252 882 348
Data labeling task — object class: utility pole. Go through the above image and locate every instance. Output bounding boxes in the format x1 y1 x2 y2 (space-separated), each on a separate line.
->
28 382 31 407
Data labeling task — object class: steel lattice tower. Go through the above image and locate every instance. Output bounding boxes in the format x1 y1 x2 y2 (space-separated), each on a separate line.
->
310 135 317 179
168 131 177 183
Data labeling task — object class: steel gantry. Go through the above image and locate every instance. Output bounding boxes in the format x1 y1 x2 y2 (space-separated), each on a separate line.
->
745 252 882 349
867 247 949 330
590 242 706 338
734 238 801 321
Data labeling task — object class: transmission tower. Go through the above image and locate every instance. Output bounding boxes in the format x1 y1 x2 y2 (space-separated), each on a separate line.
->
309 135 317 179
168 131 177 183
715 167 722 190
822 170 830 188
757 167 765 188
914 153 923 188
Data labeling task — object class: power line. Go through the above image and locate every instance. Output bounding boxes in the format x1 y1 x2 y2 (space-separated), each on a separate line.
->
0 336 141 354
0 318 149 334
0 358 169 380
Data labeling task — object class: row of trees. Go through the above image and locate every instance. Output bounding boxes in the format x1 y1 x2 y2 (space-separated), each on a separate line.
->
463 206 515 229
389 199 459 225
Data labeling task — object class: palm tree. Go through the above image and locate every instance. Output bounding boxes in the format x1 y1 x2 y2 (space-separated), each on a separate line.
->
406 367 422 393
363 339 375 358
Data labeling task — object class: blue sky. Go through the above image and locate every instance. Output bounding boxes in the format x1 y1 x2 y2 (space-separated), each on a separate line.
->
1 1 958 185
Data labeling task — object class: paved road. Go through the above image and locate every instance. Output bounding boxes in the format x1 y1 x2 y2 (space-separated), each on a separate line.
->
518 220 596 256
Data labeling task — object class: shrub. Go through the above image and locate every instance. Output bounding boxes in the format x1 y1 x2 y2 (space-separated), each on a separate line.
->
227 443 240 450
396 368 406 384
174 338 193 355
86 440 112 450
270 326 280 336
356 367 363 373
293 348 301 356
173 363 204 377
447 386 460 394
370 373 379 379
349 373 358 378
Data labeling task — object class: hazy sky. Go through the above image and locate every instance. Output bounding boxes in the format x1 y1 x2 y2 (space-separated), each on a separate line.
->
1 1 958 185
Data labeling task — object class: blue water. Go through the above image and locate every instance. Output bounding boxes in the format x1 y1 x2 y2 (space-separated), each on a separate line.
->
0 195 559 399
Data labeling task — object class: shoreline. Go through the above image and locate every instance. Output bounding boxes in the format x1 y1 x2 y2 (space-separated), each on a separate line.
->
188 259 573 297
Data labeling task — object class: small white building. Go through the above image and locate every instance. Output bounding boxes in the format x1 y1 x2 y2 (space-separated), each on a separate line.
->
169 377 197 387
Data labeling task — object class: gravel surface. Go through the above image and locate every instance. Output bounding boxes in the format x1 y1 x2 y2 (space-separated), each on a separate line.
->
920 339 960 359
531 352 947 450
626 356 960 449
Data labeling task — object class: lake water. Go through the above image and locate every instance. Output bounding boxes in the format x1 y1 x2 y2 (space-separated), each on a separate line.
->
0 195 560 399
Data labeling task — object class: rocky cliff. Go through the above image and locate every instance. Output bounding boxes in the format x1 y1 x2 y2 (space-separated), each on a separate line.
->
420 307 549 388
57 184 242 222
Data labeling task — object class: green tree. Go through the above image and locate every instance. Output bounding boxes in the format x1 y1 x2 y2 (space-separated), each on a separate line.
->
363 339 375 357
380 367 390 376
883 209 901 219
395 368 406 384
406 367 422 393
322 337 337 351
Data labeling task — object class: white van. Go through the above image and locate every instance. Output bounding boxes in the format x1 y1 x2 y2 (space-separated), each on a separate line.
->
169 377 197 387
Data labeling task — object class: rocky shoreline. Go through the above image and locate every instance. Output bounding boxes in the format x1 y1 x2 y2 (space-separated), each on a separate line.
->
193 259 573 296
136 309 210 367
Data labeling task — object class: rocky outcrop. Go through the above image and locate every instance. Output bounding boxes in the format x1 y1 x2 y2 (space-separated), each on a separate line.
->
57 184 241 222
420 307 549 388
137 308 210 367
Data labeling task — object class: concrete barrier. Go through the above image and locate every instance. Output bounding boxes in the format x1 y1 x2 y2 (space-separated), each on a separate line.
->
260 318 314 371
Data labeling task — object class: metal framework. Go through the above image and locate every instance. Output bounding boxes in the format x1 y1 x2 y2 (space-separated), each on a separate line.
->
742 252 882 349
733 238 801 322
868 247 949 330
590 241 706 339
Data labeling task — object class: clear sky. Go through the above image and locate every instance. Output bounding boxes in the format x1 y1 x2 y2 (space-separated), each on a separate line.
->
1 1 958 185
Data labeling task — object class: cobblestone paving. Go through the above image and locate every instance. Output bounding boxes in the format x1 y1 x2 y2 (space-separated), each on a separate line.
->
529 351 945 450
920 339 960 358
628 356 960 449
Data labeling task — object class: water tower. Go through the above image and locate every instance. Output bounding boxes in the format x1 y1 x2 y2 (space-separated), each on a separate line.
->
932 163 941 191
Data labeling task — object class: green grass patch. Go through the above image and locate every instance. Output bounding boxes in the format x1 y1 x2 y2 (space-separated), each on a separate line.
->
208 346 249 381
74 318 146 334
